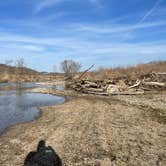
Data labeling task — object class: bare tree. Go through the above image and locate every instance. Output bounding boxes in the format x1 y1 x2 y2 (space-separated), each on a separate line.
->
60 60 81 79
15 58 26 88
16 58 25 69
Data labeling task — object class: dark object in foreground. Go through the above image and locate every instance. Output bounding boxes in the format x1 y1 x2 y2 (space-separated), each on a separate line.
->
24 140 62 166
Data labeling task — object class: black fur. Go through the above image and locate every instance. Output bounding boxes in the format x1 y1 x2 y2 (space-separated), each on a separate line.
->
24 140 62 166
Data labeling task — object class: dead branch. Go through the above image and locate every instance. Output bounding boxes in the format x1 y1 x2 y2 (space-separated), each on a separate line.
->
83 87 104 92
128 80 141 89
153 72 166 75
109 91 144 95
83 91 108 96
78 65 94 80
83 81 98 88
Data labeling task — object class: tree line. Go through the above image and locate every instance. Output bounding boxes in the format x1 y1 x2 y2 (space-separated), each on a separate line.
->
4 58 82 79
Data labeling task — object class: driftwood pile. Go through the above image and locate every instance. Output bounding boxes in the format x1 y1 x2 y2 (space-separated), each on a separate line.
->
68 73 166 96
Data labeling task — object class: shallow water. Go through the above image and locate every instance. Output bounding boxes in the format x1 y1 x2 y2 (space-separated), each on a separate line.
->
0 82 64 90
0 82 38 88
0 90 65 134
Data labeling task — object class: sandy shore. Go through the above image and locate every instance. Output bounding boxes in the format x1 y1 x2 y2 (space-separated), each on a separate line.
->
0 90 166 165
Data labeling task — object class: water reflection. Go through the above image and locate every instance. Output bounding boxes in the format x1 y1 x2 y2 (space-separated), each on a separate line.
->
52 85 64 91
0 91 65 134
0 82 65 91
0 82 38 88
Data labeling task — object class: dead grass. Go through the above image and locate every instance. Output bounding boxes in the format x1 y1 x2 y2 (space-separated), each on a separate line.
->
83 61 166 80
0 93 166 165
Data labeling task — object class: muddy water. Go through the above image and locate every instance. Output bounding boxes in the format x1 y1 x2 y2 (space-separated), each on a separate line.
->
0 90 65 134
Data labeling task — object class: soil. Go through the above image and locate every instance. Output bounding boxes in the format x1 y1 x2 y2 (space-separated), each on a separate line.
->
0 91 166 166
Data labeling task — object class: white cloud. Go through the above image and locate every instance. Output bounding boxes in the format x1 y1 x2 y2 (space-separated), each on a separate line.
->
73 21 166 34
0 30 166 71
0 31 166 56
0 43 45 52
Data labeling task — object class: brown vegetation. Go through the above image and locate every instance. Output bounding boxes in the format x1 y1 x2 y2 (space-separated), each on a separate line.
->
0 63 65 83
82 61 166 80
0 60 166 165
69 61 166 96
0 63 38 75
60 60 81 79
0 92 166 165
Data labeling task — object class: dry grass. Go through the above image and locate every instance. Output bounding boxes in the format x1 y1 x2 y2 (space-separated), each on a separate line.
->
0 93 166 165
83 61 166 80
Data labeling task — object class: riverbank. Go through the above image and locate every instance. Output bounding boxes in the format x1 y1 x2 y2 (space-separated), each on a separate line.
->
0 89 165 165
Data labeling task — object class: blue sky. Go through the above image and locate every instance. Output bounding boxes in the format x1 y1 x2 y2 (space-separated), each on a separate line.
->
0 0 166 71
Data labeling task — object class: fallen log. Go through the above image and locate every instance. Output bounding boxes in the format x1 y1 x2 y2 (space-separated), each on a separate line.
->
128 80 141 89
83 81 98 88
83 87 104 92
84 91 108 96
107 84 120 93
109 91 144 95
83 90 144 96
153 72 166 75
142 81 165 87
141 87 151 91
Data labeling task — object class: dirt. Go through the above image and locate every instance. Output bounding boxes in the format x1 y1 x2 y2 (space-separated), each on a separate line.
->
0 92 166 166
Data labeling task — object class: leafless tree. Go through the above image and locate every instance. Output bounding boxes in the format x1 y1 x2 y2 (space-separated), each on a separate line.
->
16 58 25 69
15 58 26 88
60 60 81 79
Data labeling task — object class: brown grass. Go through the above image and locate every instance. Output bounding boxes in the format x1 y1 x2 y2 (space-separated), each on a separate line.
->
83 61 166 80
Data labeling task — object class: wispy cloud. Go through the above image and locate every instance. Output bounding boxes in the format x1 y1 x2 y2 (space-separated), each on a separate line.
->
0 30 166 71
35 0 102 14
0 43 45 52
1 31 166 56
139 0 163 23
150 6 166 17
35 0 64 14
116 0 164 41
73 21 166 34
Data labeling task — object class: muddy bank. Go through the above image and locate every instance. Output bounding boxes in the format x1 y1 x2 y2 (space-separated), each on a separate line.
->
0 91 166 165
